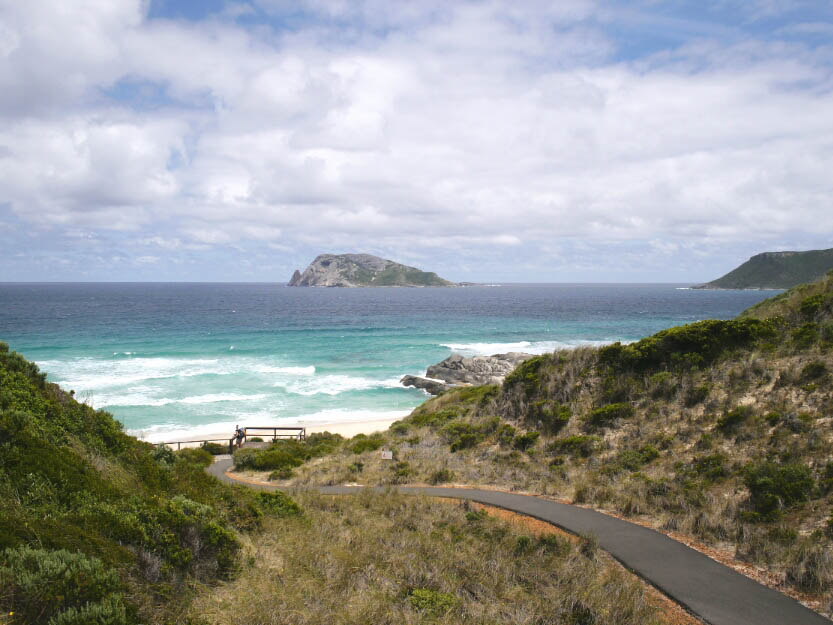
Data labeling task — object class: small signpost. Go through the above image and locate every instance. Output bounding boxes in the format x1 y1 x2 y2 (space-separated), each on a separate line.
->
380 450 393 460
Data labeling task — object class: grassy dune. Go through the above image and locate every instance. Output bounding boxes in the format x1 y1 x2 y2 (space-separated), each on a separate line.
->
191 490 669 625
237 271 833 616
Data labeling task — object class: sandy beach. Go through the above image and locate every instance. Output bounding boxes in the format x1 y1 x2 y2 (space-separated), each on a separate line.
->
155 416 399 448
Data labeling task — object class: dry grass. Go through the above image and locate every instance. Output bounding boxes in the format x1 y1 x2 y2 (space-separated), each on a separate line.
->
191 491 667 625
235 345 833 617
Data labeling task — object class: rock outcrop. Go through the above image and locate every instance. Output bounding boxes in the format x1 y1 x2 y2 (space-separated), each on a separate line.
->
287 253 454 287
401 352 534 395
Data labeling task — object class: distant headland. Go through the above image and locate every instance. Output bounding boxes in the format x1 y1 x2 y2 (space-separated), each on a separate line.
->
288 253 456 287
695 247 833 290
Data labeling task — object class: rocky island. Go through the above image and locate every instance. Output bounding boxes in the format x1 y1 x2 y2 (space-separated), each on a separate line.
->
288 253 455 287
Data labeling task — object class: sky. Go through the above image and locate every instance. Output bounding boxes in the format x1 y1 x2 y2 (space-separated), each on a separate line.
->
1 0 832 283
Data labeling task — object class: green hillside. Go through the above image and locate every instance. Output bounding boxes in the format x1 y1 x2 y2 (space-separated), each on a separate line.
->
0 343 298 624
698 248 833 289
260 271 833 617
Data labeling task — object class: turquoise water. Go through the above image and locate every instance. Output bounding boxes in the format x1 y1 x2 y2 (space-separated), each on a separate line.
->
0 283 778 441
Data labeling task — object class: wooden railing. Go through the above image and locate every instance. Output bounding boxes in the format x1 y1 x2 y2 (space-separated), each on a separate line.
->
243 426 306 441
160 426 305 452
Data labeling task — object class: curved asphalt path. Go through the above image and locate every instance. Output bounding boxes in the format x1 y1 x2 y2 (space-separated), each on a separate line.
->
209 458 829 625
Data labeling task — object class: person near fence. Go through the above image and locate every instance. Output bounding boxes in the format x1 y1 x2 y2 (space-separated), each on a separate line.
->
234 425 246 448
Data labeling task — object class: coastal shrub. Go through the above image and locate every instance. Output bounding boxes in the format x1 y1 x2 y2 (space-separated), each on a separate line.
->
408 407 459 429
456 384 499 406
547 435 597 458
496 423 516 447
177 447 213 467
586 402 634 429
0 546 128 625
389 421 409 435
391 461 412 482
429 468 455 484
683 383 711 407
613 445 660 472
408 589 457 617
690 453 730 482
201 441 229 455
648 371 676 399
717 405 754 433
786 538 833 593
528 400 570 434
598 318 776 373
504 355 550 395
792 323 819 348
743 461 815 520
800 361 828 382
255 491 301 518
348 433 385 455
269 467 293 480
800 294 826 319
152 444 176 466
442 421 484 452
513 431 539 452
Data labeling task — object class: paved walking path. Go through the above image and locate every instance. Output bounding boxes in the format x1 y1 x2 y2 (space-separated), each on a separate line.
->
208 458 830 625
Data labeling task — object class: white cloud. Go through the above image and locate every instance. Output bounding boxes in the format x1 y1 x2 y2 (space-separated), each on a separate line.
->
1 0 833 280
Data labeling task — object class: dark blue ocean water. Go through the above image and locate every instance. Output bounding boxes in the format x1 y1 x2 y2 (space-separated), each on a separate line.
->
0 283 777 440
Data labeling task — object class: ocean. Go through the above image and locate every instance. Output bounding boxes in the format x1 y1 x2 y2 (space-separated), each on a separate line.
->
0 283 777 442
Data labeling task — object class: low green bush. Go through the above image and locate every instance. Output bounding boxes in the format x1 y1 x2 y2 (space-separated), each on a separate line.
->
0 546 128 625
743 461 816 520
599 318 776 372
792 323 819 348
407 407 460 428
586 402 634 429
269 467 293 480
255 491 301 518
547 435 597 458
429 468 455 484
391 461 412 482
408 588 457 617
800 294 826 319
648 371 676 399
689 453 729 482
717 405 754 433
201 441 229 455
504 355 550 395
389 421 409 435
442 421 484 452
513 431 540 452
614 445 660 472
496 423 516 447
684 383 710 407
177 447 213 467
800 361 828 383
529 400 570 434
455 384 499 405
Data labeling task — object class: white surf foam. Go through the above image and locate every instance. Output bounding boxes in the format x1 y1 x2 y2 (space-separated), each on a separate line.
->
279 375 403 396
133 408 410 443
440 339 614 357
93 391 270 409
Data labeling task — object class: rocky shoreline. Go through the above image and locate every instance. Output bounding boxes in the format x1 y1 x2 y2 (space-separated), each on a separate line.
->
401 352 534 395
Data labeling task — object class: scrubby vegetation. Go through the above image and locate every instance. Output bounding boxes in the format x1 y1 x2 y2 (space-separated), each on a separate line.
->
266 271 833 617
0 342 299 624
190 491 669 625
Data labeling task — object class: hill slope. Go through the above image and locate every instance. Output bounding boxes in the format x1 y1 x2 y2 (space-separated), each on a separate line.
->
288 253 455 287
0 343 299 624
697 248 833 289
249 271 833 617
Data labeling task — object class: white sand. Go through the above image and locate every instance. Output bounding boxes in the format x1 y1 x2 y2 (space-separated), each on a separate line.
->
159 417 398 448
